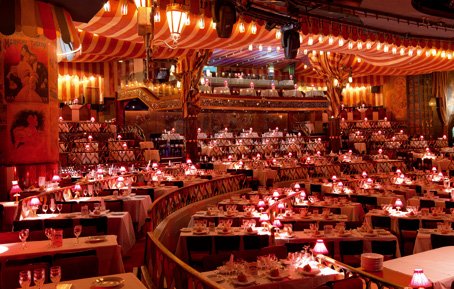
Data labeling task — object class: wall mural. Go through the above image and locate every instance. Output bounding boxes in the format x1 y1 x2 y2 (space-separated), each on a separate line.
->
384 76 407 121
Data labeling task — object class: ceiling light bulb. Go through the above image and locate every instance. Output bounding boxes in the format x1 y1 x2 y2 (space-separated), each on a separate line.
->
328 36 334 45
333 78 339 86
441 51 446 58
303 64 307 69
259 44 263 51
399 48 405 56
327 51 330 55
448 52 452 59
267 46 272 53
318 35 324 43
417 48 423 56
384 44 389 53
357 57 361 62
338 38 344 46
319 50 324 55
312 50 316 55
303 49 308 55
392 46 397 54
121 3 128 15
348 41 353 49
431 48 437 56
408 49 414 56
357 42 363 50
376 42 382 50
275 30 281 39
103 1 111 12
366 41 372 49
308 36 314 45
211 20 216 29
198 16 204 29
251 23 257 34
239 22 245 33
154 10 161 22
348 76 353 83
425 50 431 57
248 44 253 51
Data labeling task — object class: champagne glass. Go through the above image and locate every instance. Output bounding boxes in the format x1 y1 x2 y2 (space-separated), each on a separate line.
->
19 270 31 289
33 268 45 289
19 229 29 249
73 225 82 244
56 203 63 214
42 204 48 214
50 266 61 288
49 204 56 214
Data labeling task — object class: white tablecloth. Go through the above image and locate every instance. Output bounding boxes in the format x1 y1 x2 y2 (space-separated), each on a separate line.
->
383 246 454 289
39 273 145 289
0 235 124 275
412 230 454 254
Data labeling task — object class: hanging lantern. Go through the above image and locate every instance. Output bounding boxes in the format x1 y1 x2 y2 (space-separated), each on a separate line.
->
166 3 188 43
338 38 344 46
251 22 257 34
275 30 281 40
154 10 161 22
104 1 111 12
134 0 147 7
198 16 205 29
239 22 245 33
121 2 128 15
308 36 314 45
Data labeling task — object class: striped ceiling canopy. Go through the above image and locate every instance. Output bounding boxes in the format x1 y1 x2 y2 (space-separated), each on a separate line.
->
69 0 454 76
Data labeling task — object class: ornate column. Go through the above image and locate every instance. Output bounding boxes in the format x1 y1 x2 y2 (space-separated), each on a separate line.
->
175 49 212 162
0 1 79 200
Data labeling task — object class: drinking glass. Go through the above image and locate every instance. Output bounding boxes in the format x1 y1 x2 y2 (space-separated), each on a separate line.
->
50 266 61 288
56 203 63 214
49 204 56 214
73 225 82 244
33 268 45 289
19 270 31 289
42 204 48 214
44 228 53 247
19 229 29 249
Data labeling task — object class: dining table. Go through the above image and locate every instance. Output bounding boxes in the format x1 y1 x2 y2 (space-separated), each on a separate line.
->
22 212 136 254
413 229 454 254
0 235 124 275
37 272 145 289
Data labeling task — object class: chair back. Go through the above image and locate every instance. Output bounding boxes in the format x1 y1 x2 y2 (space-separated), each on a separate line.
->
79 216 108 236
243 234 269 250
370 215 391 230
53 250 99 281
371 240 397 260
214 236 240 254
258 245 288 259
419 199 435 209
43 219 74 238
2 256 52 289
104 200 124 212
430 234 454 249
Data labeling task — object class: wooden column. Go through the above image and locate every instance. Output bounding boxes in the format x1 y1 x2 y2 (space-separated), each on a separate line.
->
328 117 341 153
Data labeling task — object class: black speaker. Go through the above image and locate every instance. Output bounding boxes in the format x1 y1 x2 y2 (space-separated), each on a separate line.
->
371 85 382 93
214 1 236 38
282 29 300 59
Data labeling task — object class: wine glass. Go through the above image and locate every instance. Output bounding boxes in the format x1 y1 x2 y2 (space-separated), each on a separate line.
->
56 203 63 214
19 229 29 249
49 204 56 214
50 266 61 288
42 204 48 214
44 228 53 247
19 270 31 289
73 225 82 244
33 268 45 289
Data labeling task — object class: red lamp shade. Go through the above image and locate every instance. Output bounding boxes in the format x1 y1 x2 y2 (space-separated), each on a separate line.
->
394 199 403 208
277 202 285 210
52 175 61 182
29 197 41 207
259 213 269 223
10 181 22 197
362 171 368 178
74 184 82 191
294 183 300 190
258 200 266 208
332 175 337 182
313 239 329 255
272 191 280 198
273 219 282 228
410 269 431 288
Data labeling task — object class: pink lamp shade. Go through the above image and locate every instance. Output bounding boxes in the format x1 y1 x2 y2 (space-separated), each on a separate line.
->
119 166 127 173
272 191 280 198
300 190 306 198
74 184 82 191
10 181 22 197
410 269 432 288
186 159 192 164
294 183 300 191
394 199 403 208
257 200 266 208
273 219 282 228
52 175 61 182
259 213 269 223
277 202 285 210
117 134 122 140
117 176 125 183
29 197 41 207
313 239 329 255
362 171 368 178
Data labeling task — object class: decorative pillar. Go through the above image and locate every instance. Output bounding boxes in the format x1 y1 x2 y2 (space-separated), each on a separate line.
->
175 49 212 162
0 1 79 200
328 117 341 153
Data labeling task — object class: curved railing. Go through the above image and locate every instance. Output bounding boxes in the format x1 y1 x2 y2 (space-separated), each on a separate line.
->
145 174 248 289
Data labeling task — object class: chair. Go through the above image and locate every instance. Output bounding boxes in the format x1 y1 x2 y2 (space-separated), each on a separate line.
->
317 276 364 289
293 221 315 231
258 245 288 259
339 240 364 267
214 236 241 254
355 195 378 212
1 256 52 289
104 200 124 212
445 201 454 213
70 201 100 213
398 218 420 256
421 219 441 229
371 240 397 260
285 242 313 253
0 231 20 244
186 236 212 265
419 199 435 209
430 234 454 249
243 234 269 250
13 219 43 231
202 253 231 271
53 250 99 281
233 250 261 262
370 215 391 230
345 221 363 230
43 219 74 238
79 216 108 236
310 184 322 194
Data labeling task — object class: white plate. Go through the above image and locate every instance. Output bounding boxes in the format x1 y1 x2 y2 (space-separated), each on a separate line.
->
231 279 256 286
193 230 208 235
206 274 224 283
300 268 321 276
91 276 125 288
110 212 125 216
180 228 192 232
267 273 288 280
86 236 107 243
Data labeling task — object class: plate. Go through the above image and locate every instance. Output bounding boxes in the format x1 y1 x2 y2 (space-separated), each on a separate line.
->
206 274 224 283
245 230 258 235
180 228 192 232
91 276 125 288
193 230 208 235
231 279 256 286
217 230 233 235
300 268 321 276
86 236 107 243
267 272 288 280
363 233 377 237
110 212 125 216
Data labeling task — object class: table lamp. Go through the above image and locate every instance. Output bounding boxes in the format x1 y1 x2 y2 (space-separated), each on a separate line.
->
74 184 82 198
277 202 285 214
10 181 22 203
272 191 280 199
313 239 329 256
117 176 125 188
394 199 403 211
409 269 431 289
272 219 282 228
29 197 41 216
294 183 300 192
258 200 266 212
259 213 269 228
